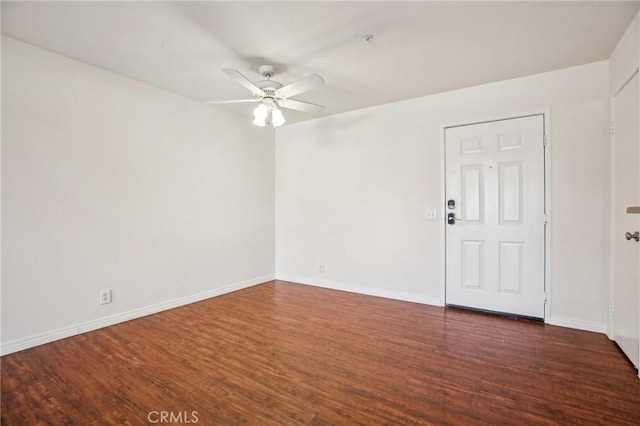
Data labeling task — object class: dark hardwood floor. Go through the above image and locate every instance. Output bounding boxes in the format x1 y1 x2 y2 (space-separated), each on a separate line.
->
2 280 640 425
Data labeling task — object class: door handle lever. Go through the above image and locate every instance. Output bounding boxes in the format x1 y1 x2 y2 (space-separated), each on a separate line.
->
625 231 639 241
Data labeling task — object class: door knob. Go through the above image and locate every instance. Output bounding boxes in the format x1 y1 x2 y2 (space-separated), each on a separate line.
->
447 212 461 225
625 231 639 241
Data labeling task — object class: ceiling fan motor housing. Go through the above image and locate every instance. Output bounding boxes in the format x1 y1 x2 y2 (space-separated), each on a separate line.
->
255 79 284 97
255 64 284 97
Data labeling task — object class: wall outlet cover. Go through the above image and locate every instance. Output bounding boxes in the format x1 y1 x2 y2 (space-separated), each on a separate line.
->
100 289 112 305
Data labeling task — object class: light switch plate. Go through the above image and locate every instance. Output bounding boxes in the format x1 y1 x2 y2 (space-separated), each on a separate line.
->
425 210 437 220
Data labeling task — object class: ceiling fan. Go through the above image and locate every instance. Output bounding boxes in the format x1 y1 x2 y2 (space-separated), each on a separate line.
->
206 65 325 128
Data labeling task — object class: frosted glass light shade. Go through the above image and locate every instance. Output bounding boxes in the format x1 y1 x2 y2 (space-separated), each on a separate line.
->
252 104 268 127
271 108 285 127
252 116 266 126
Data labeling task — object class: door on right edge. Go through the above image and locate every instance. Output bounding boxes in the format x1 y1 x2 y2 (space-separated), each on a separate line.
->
612 73 639 369
445 115 546 319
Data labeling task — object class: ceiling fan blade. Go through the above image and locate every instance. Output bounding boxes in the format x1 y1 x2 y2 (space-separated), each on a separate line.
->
204 99 261 105
222 68 266 97
278 98 325 114
274 74 324 98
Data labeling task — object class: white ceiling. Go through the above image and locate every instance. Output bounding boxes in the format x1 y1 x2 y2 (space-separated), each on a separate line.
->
2 1 639 125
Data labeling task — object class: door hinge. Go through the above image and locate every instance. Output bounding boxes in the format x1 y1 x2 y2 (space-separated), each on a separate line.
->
544 292 548 303
543 134 548 147
610 121 616 134
544 214 548 226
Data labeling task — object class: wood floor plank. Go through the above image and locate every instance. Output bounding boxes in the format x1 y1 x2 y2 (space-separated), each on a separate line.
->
2 280 640 425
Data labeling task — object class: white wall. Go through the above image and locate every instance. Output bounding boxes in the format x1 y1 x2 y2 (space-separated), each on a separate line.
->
276 61 610 332
1 36 275 354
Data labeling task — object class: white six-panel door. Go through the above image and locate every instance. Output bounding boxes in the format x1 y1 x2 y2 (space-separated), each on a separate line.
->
445 115 546 319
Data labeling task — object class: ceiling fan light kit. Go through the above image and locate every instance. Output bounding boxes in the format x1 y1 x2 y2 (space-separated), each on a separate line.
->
208 64 325 128
252 100 285 127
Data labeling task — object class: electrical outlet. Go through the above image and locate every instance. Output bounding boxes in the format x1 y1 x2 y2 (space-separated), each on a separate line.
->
319 263 325 273
100 289 112 305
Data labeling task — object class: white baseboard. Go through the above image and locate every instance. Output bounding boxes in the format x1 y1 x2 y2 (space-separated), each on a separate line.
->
4 275 606 355
1 274 274 356
278 275 610 335
546 315 607 334
276 274 443 307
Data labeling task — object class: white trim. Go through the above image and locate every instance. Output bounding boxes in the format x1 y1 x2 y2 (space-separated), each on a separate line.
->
439 125 448 312
542 110 553 323
613 67 640 98
0 274 274 356
441 111 551 321
277 274 443 306
608 95 617 340
278 275 606 334
546 315 607 334
443 111 549 132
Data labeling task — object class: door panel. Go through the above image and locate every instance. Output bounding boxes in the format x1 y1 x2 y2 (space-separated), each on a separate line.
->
462 165 483 222
499 242 523 294
612 73 639 369
445 115 545 318
461 240 483 289
499 162 523 223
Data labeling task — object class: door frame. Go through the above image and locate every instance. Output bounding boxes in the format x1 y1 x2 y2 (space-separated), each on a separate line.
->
440 110 552 321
